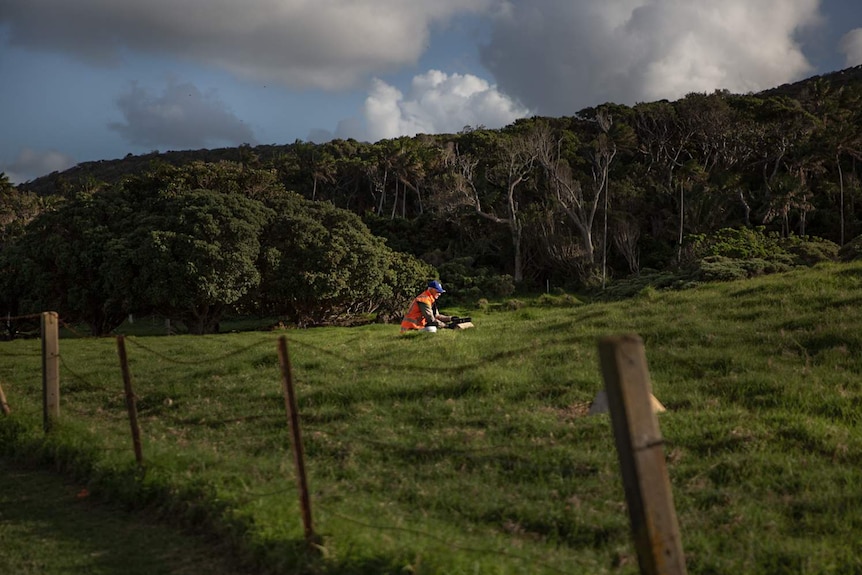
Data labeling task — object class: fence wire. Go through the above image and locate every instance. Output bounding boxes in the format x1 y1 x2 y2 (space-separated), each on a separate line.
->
1 320 603 575
124 335 272 365
315 503 571 575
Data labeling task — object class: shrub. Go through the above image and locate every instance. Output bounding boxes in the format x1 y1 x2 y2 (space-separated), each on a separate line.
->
694 256 792 283
779 235 839 266
683 227 835 287
696 256 755 282
376 251 437 323
687 226 784 261
535 293 583 307
504 299 525 311
838 235 862 262
436 257 515 302
594 269 691 301
255 192 434 326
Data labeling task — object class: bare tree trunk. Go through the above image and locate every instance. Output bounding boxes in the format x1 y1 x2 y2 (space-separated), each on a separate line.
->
512 223 523 283
677 182 684 264
738 189 751 227
376 169 388 216
838 152 845 246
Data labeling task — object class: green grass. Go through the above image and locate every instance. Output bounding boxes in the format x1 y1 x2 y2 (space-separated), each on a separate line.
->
2 261 862 574
0 459 257 575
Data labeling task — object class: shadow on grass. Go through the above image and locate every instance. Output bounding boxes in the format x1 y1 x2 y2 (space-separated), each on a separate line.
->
0 458 258 575
0 456 427 575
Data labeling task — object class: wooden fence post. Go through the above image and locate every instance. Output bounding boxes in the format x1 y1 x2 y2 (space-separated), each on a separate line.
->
116 335 144 466
41 311 60 432
598 334 687 575
276 336 316 547
0 380 10 415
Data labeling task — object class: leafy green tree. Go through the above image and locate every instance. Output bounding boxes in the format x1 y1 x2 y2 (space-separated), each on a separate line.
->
255 192 424 326
7 190 134 335
126 188 272 334
0 175 45 247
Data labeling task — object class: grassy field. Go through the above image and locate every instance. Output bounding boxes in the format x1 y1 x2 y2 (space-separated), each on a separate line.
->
0 458 258 575
2 261 862 574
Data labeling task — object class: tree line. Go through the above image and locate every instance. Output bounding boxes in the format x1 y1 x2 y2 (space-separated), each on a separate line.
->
2 67 862 333
0 163 434 335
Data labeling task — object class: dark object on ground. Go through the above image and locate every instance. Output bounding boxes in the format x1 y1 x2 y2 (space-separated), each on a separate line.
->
445 317 474 329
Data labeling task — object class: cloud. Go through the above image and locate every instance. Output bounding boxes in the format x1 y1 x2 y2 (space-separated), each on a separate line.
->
0 0 494 90
480 0 822 116
840 28 862 67
2 148 76 184
357 70 530 142
109 80 256 149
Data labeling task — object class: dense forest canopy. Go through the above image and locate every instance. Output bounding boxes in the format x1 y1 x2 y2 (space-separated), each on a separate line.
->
2 66 862 333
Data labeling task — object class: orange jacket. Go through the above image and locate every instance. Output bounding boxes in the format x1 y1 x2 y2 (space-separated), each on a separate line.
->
400 289 437 330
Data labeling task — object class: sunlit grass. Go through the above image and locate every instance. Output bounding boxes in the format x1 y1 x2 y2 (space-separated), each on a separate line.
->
2 261 862 574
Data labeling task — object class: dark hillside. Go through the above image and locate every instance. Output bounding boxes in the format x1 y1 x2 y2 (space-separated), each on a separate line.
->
18 66 862 199
7 65 861 302
17 144 298 197
758 64 862 99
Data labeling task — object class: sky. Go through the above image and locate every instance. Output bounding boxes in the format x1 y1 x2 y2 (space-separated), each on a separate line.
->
1 0 861 184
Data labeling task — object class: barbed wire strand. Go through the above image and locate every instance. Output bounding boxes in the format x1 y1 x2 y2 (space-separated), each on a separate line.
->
233 487 297 505
124 336 272 365
6 318 590 574
57 318 92 339
3 313 44 322
289 335 540 374
58 354 103 389
316 503 570 575
302 425 586 458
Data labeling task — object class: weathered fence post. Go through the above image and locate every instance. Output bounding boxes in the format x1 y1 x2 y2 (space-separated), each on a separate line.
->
41 311 60 432
598 334 687 575
116 335 144 466
277 335 316 547
0 380 10 415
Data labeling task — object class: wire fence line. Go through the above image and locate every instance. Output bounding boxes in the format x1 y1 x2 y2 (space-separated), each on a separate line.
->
4 312 44 321
302 424 593 459
0 321 610 574
290 335 544 374
0 351 42 358
315 503 572 575
124 335 272 365
2 323 598 460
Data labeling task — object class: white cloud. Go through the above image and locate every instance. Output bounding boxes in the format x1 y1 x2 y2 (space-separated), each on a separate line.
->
109 79 256 149
840 28 862 67
480 0 822 116
359 70 530 142
3 148 76 184
0 0 494 90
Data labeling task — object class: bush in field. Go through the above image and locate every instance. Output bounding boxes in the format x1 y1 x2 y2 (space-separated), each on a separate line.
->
778 234 840 265
685 227 837 284
838 235 862 262
126 189 272 334
694 256 792 282
6 185 274 335
6 162 434 334
596 228 839 301
687 226 788 262
436 257 515 303
535 293 584 307
3 190 138 335
255 192 433 326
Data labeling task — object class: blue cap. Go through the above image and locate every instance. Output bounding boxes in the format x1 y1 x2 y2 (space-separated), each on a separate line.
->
428 279 445 293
